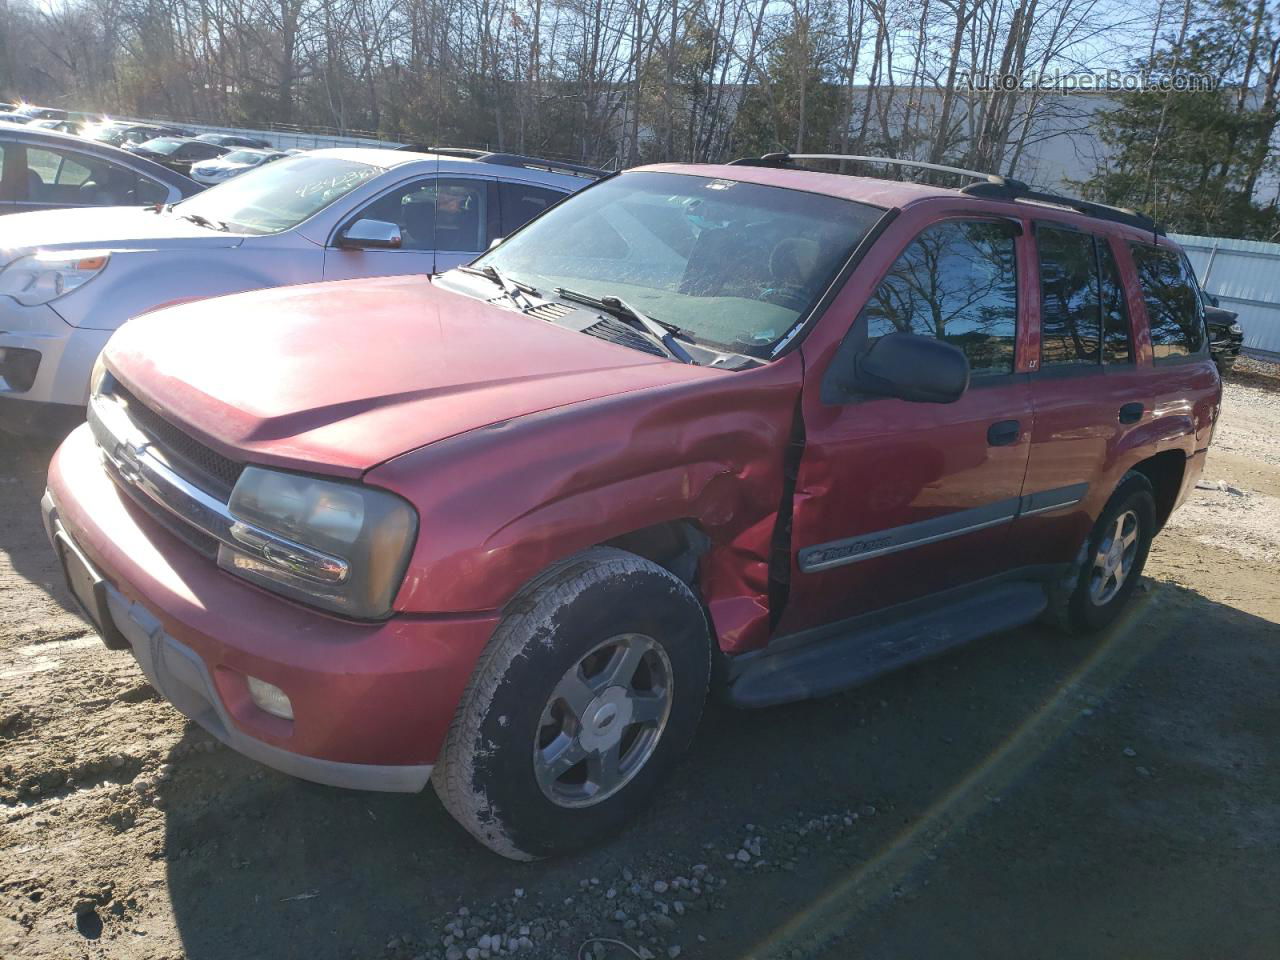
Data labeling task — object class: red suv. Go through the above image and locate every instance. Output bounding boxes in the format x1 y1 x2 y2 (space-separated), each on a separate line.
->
42 156 1220 860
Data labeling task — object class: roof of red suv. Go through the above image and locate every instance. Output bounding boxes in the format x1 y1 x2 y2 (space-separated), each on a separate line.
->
640 162 948 209
640 161 1171 247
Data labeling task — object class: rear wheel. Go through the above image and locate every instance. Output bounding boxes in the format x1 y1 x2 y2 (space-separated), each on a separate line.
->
1048 472 1157 633
432 547 711 860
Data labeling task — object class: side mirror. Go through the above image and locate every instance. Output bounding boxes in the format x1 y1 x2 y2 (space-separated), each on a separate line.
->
338 218 402 250
851 332 970 404
488 236 504 250
1206 293 1220 307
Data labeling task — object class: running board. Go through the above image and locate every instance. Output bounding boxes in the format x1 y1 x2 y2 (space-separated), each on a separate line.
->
725 581 1049 708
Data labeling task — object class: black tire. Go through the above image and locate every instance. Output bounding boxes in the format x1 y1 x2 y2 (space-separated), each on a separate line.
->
431 546 711 860
1046 472 1157 634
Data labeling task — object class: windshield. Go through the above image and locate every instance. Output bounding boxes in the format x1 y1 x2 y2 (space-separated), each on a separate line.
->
223 150 265 164
139 138 184 154
173 155 381 235
473 171 882 354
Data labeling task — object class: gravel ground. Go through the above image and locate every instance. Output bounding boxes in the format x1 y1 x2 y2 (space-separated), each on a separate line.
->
2 372 1278 960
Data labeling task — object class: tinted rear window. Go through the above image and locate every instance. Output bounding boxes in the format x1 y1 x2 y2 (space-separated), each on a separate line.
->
1130 244 1206 363
1038 225 1100 366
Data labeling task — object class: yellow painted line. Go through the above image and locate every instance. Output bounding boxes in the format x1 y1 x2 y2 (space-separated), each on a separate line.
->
746 589 1168 958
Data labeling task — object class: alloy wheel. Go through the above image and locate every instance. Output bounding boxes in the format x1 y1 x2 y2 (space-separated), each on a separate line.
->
533 633 673 808
1088 509 1141 606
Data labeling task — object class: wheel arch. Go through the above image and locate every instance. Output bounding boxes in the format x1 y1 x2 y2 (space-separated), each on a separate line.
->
602 519 711 587
1127 449 1186 530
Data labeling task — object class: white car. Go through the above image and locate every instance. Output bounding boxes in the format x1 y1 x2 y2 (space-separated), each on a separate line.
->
0 147 601 433
189 148 288 186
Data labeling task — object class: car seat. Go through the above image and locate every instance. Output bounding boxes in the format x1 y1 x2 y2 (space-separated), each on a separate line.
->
400 199 434 250
25 168 45 202
435 192 482 251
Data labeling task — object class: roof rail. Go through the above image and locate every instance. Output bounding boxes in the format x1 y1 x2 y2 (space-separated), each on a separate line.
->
728 152 1162 236
960 180 1163 235
395 143 605 179
728 152 1012 187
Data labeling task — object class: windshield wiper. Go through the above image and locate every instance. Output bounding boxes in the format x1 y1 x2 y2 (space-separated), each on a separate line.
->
177 212 230 232
555 287 695 364
458 264 537 310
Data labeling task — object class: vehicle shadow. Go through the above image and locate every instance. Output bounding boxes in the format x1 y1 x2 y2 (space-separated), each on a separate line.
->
155 578 1279 960
0 429 81 619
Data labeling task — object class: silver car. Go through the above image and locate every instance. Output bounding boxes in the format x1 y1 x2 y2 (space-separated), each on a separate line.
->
0 147 601 433
189 148 289 186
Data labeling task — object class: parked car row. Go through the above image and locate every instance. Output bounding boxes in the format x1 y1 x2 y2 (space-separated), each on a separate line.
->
0 142 600 431
14 148 1222 859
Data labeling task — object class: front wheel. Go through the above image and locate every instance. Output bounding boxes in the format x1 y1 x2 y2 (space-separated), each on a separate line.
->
432 547 711 860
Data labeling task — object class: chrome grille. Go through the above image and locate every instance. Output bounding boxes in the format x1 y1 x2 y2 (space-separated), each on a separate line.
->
88 385 350 584
106 381 244 499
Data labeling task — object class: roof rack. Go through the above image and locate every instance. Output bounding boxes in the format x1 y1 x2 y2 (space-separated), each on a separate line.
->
960 179 1162 235
395 144 605 179
728 152 1163 236
729 153 1012 187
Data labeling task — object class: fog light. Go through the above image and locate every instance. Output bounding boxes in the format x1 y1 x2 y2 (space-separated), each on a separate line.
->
246 675 294 720
0 347 41 393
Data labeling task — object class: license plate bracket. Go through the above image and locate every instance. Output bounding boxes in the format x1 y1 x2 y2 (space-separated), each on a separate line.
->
54 532 130 650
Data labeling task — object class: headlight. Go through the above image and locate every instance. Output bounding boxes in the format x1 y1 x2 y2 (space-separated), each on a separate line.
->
217 466 418 619
89 352 109 398
1229 322 1243 334
0 252 110 306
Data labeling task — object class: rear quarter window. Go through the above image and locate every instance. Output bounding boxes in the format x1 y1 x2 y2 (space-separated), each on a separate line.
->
1130 243 1206 363
498 182 565 236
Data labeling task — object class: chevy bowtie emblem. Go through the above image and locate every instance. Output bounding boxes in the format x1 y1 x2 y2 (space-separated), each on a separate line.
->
116 440 149 480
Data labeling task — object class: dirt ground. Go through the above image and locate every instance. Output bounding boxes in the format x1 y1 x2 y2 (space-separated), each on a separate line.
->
2 366 1278 960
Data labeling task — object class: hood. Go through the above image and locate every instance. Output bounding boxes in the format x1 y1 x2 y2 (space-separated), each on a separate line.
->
0 207 242 266
1204 305 1239 329
105 276 721 476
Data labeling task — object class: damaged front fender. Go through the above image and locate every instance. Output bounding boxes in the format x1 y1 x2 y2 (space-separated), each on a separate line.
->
368 354 804 654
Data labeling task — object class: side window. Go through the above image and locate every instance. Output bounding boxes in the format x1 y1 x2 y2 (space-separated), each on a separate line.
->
26 148 120 203
136 174 170 205
1037 225 1100 366
861 219 1019 377
54 154 93 187
1098 239 1132 364
498 182 564 236
25 148 62 198
351 177 437 252
434 178 488 252
1130 243 1206 362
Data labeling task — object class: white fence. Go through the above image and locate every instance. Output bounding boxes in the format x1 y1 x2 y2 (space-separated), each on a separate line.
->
1172 233 1280 358
103 114 404 151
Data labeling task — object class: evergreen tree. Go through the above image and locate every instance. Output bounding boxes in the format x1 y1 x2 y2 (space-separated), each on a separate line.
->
1081 0 1280 239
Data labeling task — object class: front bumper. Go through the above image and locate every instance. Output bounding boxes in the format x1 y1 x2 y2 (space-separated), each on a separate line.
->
45 424 500 792
0 298 111 410
1209 335 1243 366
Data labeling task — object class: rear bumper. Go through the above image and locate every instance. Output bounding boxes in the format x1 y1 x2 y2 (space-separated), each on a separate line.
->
45 424 499 791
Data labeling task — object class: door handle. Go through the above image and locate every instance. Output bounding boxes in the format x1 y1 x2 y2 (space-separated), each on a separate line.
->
987 419 1021 446
1118 402 1144 424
